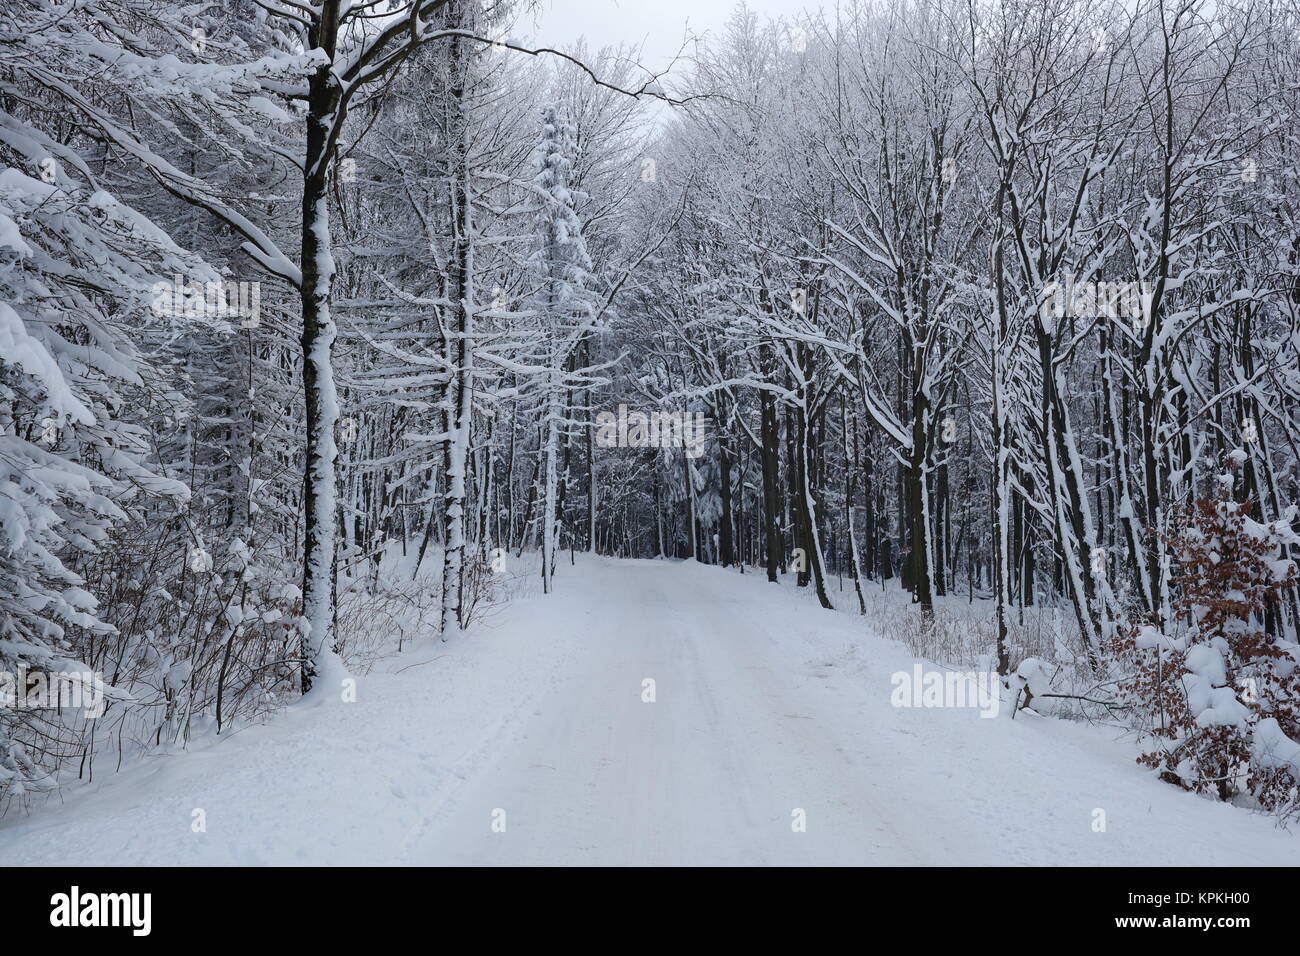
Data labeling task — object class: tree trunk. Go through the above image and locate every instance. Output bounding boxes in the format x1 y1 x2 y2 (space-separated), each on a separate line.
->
298 2 345 694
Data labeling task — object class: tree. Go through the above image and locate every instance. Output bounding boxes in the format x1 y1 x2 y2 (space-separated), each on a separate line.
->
528 104 602 592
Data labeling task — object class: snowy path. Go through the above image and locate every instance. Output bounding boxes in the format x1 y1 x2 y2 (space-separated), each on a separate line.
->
2 556 1296 866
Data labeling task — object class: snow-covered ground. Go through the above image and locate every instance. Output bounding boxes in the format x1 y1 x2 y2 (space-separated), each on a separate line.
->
2 555 1295 866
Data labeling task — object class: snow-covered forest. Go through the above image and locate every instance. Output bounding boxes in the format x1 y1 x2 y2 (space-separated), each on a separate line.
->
2 0 1300 870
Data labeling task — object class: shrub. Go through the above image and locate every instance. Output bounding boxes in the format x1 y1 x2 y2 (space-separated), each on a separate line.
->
1118 458 1300 810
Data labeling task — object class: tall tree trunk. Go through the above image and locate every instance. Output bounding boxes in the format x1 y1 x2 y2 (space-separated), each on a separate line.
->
759 371 782 583
439 24 473 637
718 423 735 567
299 2 345 693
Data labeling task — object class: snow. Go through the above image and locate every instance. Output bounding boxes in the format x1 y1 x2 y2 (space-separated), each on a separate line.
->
1253 718 1300 778
0 303 95 426
1 556 1293 866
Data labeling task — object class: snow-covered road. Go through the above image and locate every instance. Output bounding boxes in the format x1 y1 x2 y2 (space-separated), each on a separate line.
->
2 557 1295 865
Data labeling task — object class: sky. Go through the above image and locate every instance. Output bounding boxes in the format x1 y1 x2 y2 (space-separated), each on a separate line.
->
528 0 813 76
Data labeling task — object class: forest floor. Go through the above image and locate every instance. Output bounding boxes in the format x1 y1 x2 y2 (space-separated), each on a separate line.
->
1 555 1296 866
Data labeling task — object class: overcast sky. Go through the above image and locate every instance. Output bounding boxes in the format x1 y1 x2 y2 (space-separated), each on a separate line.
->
528 0 813 74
